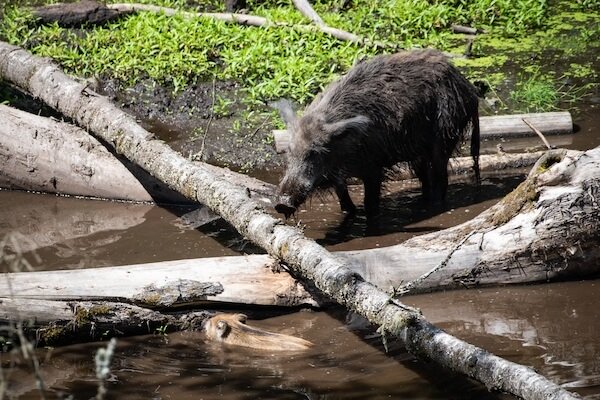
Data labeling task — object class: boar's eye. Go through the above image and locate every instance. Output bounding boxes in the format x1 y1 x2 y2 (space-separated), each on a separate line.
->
216 320 230 337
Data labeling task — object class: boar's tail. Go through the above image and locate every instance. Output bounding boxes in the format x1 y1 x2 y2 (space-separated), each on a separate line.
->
471 112 481 184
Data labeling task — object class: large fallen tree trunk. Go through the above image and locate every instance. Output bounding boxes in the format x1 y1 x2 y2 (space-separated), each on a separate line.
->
2 148 599 306
0 41 583 399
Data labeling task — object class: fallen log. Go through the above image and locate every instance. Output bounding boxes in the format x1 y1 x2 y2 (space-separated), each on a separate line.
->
0 104 276 205
2 149 599 306
0 298 210 346
31 0 126 27
0 104 175 202
272 111 573 153
0 255 319 307
0 41 582 399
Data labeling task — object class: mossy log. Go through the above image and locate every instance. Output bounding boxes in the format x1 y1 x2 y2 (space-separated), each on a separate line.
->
0 298 210 346
0 41 583 399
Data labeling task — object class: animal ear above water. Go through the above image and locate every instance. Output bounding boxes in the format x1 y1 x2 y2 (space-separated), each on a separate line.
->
236 314 248 323
323 115 371 137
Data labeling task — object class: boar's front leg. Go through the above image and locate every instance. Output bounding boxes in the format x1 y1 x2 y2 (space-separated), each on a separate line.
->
335 182 357 214
362 171 383 216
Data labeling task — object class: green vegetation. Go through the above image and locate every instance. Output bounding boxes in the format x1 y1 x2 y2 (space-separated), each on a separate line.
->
510 71 559 112
0 0 598 111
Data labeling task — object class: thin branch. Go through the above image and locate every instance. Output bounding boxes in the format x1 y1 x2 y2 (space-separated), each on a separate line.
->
291 0 323 25
107 3 383 47
523 118 554 150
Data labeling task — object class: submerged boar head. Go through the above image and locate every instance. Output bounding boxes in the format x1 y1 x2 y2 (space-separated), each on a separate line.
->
274 100 370 217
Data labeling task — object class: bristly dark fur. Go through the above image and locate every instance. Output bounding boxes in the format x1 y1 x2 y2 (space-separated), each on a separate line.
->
276 49 480 217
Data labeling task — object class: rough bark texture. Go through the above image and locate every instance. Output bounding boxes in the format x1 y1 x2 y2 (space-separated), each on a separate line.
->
0 256 320 307
0 42 581 399
0 298 210 346
32 0 126 27
0 104 178 202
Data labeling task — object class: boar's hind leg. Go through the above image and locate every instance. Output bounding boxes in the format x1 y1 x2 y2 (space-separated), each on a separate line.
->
362 171 383 216
414 156 448 205
335 183 357 214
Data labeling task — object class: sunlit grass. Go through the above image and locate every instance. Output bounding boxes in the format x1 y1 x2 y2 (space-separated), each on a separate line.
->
0 0 597 109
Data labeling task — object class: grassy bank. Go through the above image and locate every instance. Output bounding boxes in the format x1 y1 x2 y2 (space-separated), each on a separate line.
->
0 0 598 170
1 0 598 109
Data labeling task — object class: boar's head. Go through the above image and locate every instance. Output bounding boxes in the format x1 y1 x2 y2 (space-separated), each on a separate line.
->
274 100 370 217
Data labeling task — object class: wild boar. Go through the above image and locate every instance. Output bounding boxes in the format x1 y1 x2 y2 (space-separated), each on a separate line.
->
203 313 313 351
275 49 480 217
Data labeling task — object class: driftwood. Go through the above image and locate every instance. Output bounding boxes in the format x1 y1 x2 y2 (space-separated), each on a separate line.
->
0 41 584 399
272 111 573 153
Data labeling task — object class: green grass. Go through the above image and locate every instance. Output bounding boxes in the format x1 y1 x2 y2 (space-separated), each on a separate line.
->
0 0 597 109
510 73 558 112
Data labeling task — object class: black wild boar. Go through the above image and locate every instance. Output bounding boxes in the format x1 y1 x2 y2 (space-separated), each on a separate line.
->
275 49 480 217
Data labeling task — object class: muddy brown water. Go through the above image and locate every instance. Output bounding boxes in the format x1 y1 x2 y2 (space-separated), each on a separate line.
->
1 106 599 398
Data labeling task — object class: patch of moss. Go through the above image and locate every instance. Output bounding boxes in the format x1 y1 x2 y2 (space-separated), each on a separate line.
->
74 305 112 325
453 54 508 69
488 178 539 226
140 293 163 306
40 325 66 343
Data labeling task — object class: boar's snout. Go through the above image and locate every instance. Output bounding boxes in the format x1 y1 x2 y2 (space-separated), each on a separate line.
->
275 195 296 218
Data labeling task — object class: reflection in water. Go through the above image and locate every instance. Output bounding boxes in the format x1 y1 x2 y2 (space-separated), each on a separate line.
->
4 311 504 399
407 281 600 398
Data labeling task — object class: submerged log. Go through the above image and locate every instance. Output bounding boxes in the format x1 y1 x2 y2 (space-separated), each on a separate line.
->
272 111 573 153
0 41 582 399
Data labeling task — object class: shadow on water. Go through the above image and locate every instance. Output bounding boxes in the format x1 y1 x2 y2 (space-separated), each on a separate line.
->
315 175 523 246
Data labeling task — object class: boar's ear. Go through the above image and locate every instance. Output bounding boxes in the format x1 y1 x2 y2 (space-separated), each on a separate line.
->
216 320 230 338
323 115 371 137
271 99 298 127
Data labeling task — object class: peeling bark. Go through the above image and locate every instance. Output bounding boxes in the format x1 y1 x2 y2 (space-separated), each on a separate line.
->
0 41 582 399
